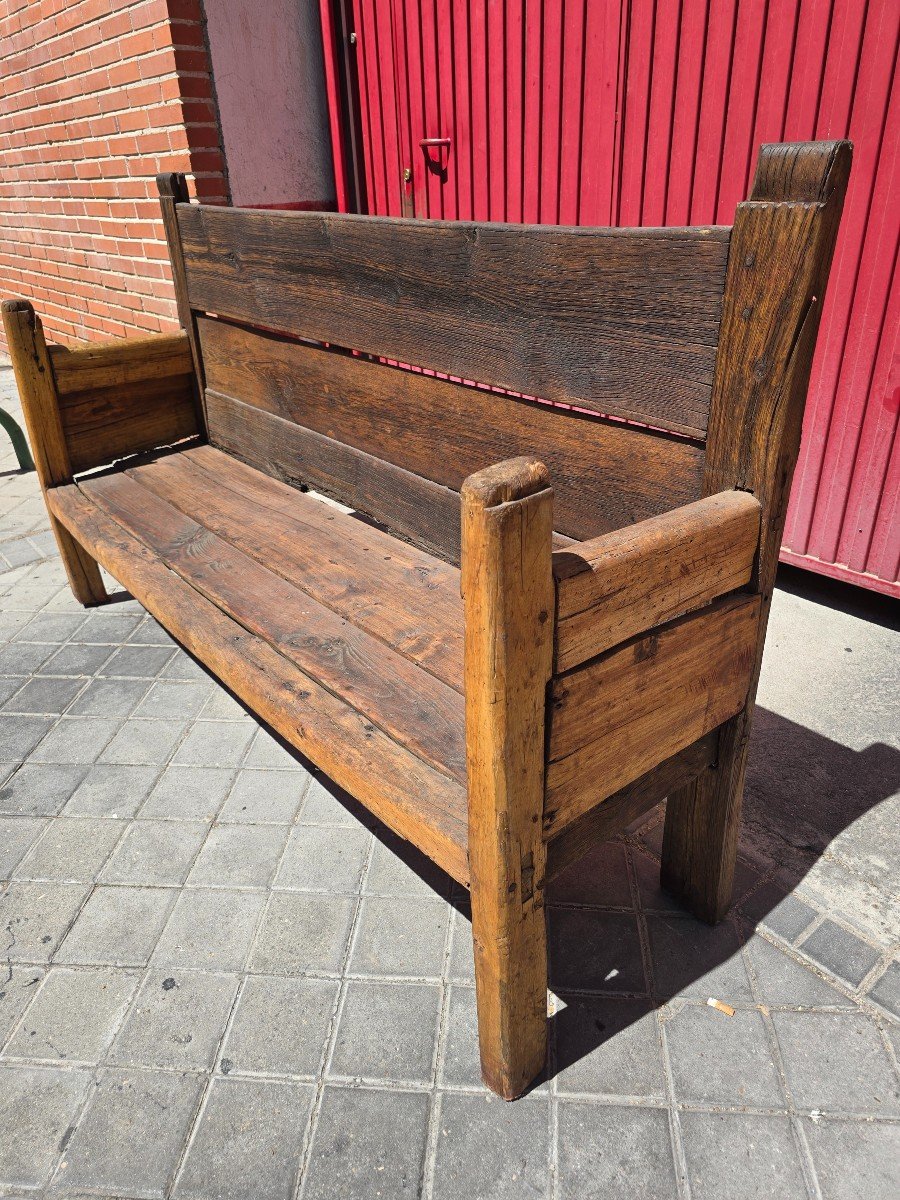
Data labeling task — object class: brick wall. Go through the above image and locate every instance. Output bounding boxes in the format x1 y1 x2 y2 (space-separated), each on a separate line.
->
0 0 228 351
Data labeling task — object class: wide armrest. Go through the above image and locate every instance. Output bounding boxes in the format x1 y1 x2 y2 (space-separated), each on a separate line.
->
552 490 761 671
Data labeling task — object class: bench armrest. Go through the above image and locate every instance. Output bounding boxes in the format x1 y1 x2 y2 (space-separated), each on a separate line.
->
552 490 761 671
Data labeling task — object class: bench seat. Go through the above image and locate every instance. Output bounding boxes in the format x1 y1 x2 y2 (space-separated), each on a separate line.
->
47 443 471 884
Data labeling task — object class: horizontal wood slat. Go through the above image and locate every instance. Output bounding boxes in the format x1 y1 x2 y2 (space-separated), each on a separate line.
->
49 333 198 475
552 491 761 670
178 203 731 437
47 481 470 884
199 317 707 542
544 594 761 834
82 470 467 784
124 444 466 693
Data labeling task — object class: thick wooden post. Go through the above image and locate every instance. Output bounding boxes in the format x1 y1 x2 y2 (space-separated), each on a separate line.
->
156 173 206 425
461 456 554 1099
661 141 853 922
1 300 106 605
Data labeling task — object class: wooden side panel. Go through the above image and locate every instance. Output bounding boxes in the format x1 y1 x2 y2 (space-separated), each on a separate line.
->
48 482 470 885
198 316 707 543
49 333 197 475
545 594 761 836
553 491 761 671
177 201 730 437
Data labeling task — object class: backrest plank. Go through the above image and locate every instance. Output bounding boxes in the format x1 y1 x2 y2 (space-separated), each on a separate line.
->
198 316 706 552
177 204 730 438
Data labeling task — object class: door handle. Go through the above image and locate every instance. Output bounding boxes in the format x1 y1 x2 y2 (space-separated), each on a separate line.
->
419 138 451 179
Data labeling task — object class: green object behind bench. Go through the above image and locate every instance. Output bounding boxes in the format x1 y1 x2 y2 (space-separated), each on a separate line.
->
0 405 35 471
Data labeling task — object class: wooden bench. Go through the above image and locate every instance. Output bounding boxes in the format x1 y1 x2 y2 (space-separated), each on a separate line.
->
3 139 851 1100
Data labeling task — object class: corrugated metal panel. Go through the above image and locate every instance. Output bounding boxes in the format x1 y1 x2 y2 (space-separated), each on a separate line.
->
326 0 899 596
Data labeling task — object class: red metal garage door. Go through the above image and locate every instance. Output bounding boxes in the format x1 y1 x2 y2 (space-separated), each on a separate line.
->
321 0 899 597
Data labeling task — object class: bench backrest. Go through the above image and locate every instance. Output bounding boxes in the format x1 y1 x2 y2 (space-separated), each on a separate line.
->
157 139 850 566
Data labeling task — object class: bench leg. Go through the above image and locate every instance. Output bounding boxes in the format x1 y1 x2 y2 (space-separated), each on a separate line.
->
660 713 749 923
51 517 108 606
461 458 555 1099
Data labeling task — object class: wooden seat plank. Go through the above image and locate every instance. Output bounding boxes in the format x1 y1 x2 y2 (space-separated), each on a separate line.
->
80 469 467 784
47 481 471 885
124 444 467 693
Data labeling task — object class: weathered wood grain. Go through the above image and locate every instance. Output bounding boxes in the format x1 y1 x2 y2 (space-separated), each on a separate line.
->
463 458 554 1099
177 202 731 436
49 331 193 394
156 173 206 425
125 444 467 693
198 315 706 540
545 594 761 835
545 733 717 881
662 140 853 922
553 490 761 671
82 469 467 783
48 481 470 885
1 300 106 605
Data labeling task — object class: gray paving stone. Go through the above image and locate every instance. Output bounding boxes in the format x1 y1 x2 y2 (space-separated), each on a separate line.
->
160 650 210 680
4 966 139 1063
772 1011 900 1115
330 979 439 1083
71 611 142 644
0 763 88 820
128 616 177 646
303 1085 429 1200
680 1112 809 1200
554 996 667 1099
0 714 54 760
664 1004 785 1108
28 717 121 764
0 963 45 1044
740 882 819 942
549 841 634 908
364 830 453 898
100 819 207 885
219 768 309 823
2 675 84 714
0 640 58 674
243 728 302 768
803 1116 900 1200
135 680 214 720
0 815 44 876
66 675 150 717
349 895 449 979
220 975 338 1076
439 985 486 1089
432 1092 549 1200
98 644 175 678
99 717 189 766
299 775 365 825
448 906 476 982
250 893 356 975
54 885 176 967
140 765 234 820
0 1064 91 1188
199 686 251 719
646 913 754 1002
557 1103 676 1200
0 881 89 962
38 641 115 677
548 910 646 994
152 888 266 971
55 1067 205 1198
0 674 23 706
108 969 238 1070
743 935 856 1008
174 1077 313 1200
276 824 371 891
800 918 881 987
13 612 87 644
63 764 161 818
173 720 255 767
867 960 900 1018
187 823 289 888
14 817 125 881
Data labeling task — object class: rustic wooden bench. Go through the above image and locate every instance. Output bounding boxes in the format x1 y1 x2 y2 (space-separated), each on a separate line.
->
3 139 850 1099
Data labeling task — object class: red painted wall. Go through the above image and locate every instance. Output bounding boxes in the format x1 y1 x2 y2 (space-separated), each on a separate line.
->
323 0 899 597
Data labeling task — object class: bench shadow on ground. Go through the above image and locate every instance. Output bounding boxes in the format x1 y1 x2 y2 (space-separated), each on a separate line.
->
94 576 898 1094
